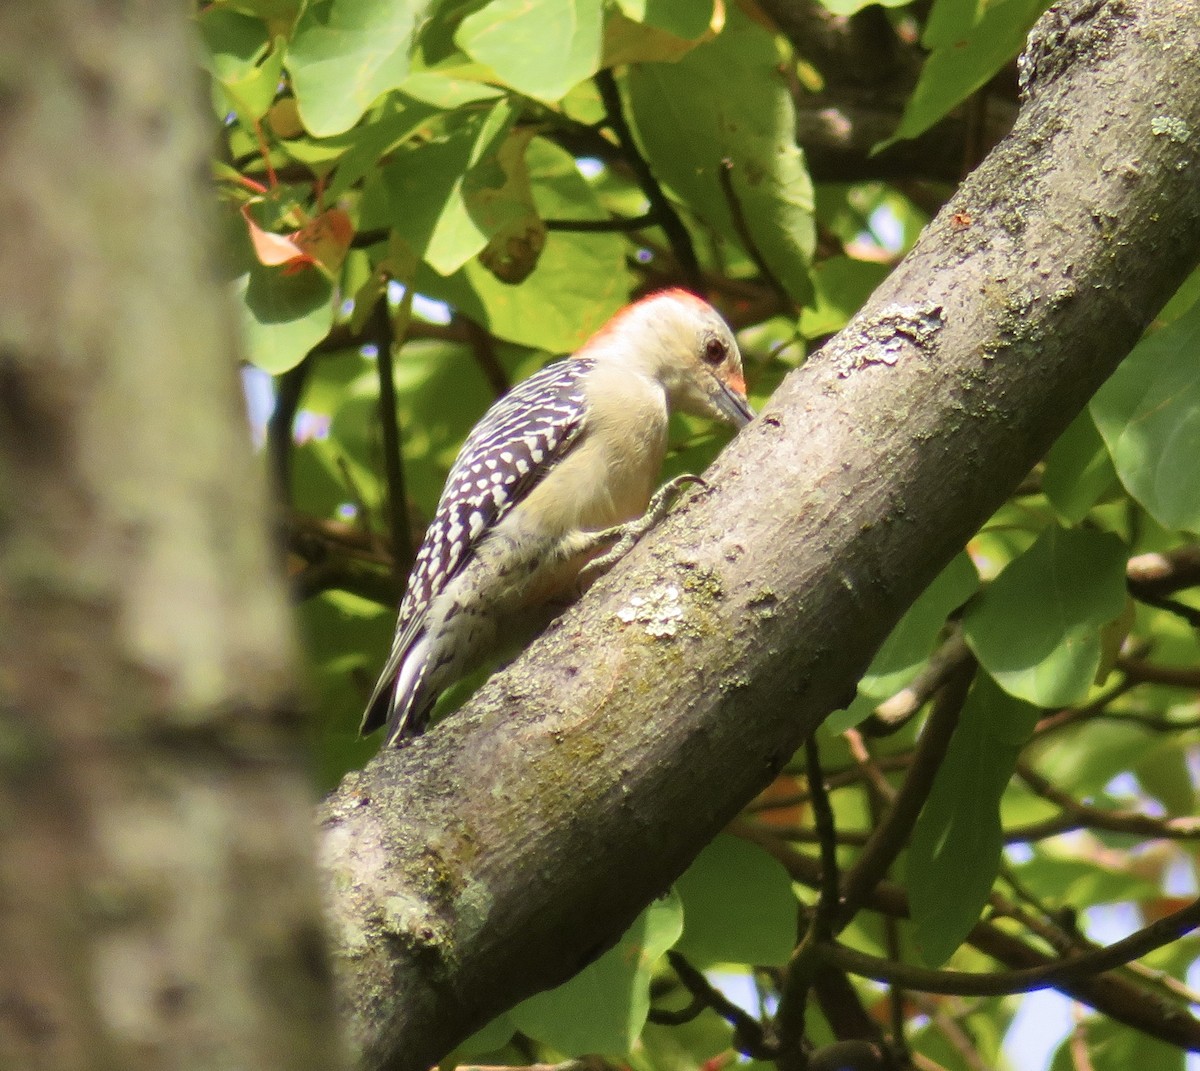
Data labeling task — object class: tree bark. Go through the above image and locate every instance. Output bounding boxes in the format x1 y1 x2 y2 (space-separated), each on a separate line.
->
0 5 343 1070
318 2 1200 1068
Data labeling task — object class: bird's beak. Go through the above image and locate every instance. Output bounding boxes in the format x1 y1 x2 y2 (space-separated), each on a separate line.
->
713 372 754 428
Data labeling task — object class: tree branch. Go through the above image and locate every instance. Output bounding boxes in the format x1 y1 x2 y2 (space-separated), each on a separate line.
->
317 5 1200 1068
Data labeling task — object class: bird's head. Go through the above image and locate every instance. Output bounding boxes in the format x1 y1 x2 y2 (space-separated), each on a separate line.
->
585 289 754 428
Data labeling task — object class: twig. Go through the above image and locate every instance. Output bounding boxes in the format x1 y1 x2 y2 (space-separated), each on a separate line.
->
1116 657 1200 689
869 627 973 731
665 951 777 1059
371 281 413 580
730 826 1200 1050
593 69 702 292
774 736 840 1066
459 314 509 398
544 212 659 232
1015 761 1200 840
821 896 1200 996
265 356 311 500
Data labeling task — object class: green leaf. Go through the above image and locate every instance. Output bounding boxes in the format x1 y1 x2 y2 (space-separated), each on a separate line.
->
418 138 629 352
288 0 423 136
456 0 604 103
1033 718 1157 799
907 675 1040 966
1042 408 1119 524
1014 851 1158 909
364 101 517 275
826 554 978 733
627 6 814 302
798 257 892 340
236 264 334 374
199 10 286 124
615 0 715 38
674 834 796 967
324 96 442 200
882 0 1048 148
962 527 1128 707
814 0 912 14
1090 298 1200 532
510 892 683 1057
1050 1015 1184 1071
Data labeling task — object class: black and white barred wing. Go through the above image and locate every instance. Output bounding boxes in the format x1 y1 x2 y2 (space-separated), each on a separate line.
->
360 357 592 734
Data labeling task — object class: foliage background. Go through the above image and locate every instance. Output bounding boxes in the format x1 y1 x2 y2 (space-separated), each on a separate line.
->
199 1 1200 1069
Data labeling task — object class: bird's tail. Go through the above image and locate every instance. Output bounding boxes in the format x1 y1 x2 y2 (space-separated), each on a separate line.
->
360 633 435 745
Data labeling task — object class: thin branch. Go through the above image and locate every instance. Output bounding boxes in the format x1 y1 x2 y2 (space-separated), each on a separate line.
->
1116 657 1200 689
371 282 413 579
1015 761 1200 840
593 69 702 292
665 951 777 1059
775 736 841 1064
459 314 510 398
544 212 659 233
266 356 311 501
868 627 972 732
821 896 1200 997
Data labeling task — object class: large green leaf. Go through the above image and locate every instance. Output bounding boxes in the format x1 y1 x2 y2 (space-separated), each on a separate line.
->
907 675 1040 967
288 0 424 136
236 263 334 374
882 0 1048 148
509 892 683 1057
199 9 286 124
674 834 796 967
826 553 978 733
962 527 1128 707
418 138 629 352
456 0 604 103
1090 298 1200 533
627 6 814 302
363 100 517 275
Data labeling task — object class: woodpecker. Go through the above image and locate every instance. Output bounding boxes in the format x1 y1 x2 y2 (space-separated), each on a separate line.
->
361 289 754 745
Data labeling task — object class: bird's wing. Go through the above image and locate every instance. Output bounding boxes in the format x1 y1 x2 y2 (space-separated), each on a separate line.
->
360 357 593 735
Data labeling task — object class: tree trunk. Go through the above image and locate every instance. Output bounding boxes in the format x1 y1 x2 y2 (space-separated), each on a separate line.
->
0 5 344 1070
317 3 1200 1069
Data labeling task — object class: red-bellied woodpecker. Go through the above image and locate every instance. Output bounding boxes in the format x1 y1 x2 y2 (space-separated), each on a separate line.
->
361 289 754 745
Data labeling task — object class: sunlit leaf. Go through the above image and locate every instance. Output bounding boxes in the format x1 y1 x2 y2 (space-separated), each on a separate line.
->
881 0 1048 149
456 0 604 103
1091 298 1200 533
288 0 424 136
963 527 1128 707
627 5 814 302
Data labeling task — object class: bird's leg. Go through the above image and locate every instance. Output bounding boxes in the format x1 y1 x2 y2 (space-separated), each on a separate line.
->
575 474 708 589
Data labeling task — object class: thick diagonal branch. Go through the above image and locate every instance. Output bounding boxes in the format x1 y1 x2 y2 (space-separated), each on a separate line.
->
318 5 1200 1069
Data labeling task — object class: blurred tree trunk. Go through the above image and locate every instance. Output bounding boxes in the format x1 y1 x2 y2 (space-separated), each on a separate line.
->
0 5 343 1070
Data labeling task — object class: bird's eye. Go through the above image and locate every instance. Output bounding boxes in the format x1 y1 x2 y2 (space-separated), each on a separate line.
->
703 337 727 365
